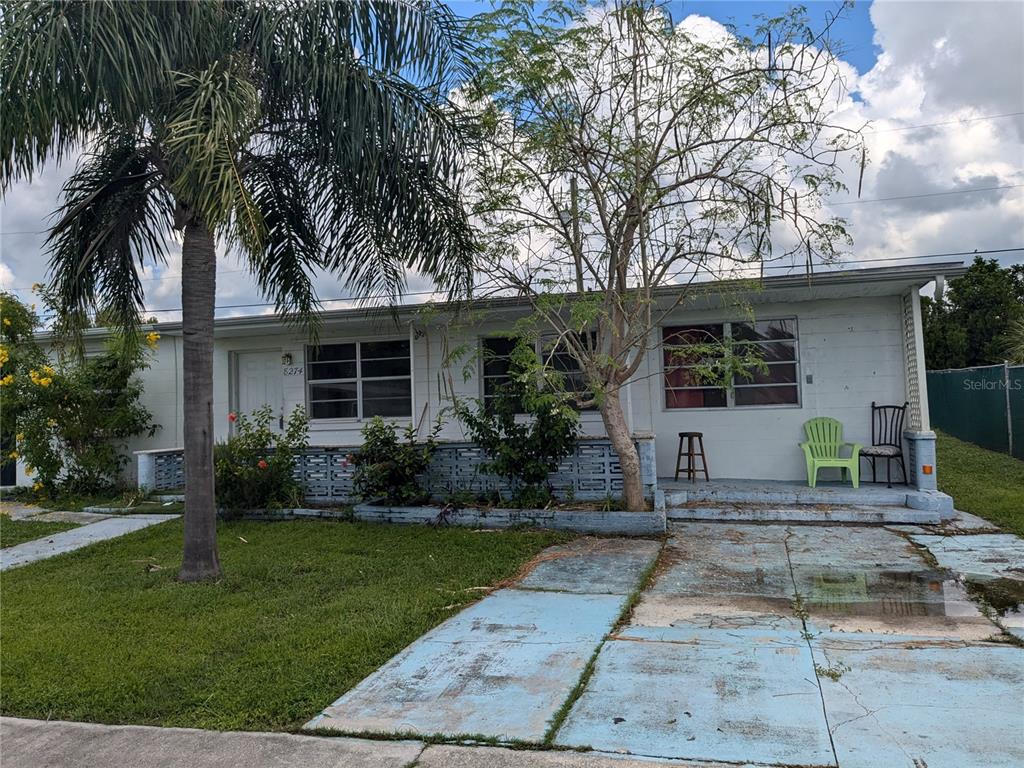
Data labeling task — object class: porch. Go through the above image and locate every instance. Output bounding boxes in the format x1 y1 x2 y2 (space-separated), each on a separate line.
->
661 476 953 524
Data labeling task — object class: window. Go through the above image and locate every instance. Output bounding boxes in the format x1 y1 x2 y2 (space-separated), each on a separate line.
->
306 340 411 419
480 335 596 411
663 319 799 409
543 335 596 410
481 337 519 410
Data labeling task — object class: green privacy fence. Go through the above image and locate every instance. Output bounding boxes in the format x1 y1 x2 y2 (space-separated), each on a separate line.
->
926 363 1023 460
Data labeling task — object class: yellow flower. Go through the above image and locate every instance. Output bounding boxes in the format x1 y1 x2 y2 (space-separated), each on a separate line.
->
0 345 8 365
0 374 13 386
46 418 58 427
15 432 24 441
32 481 43 492
38 377 52 387
42 364 54 376
2 318 10 327
25 466 34 476
7 451 17 460
145 331 161 349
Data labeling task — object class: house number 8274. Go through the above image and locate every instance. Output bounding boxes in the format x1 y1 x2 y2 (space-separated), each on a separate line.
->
283 366 304 376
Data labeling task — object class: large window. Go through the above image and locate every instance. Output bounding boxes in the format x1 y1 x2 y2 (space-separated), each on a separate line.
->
663 319 799 409
307 340 411 419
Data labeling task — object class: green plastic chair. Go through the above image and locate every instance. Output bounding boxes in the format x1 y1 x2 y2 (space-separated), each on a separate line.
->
800 417 861 488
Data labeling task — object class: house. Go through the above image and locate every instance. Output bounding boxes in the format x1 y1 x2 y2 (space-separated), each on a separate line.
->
10 261 965 510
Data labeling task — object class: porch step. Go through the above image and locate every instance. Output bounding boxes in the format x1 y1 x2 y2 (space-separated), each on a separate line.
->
664 485 908 508
667 503 941 525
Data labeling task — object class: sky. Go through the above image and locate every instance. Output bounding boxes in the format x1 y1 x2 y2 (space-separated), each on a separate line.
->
1 0 1022 323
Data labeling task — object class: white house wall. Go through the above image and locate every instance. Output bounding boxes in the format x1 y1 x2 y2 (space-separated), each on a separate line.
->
636 295 907 480
95 293 908 485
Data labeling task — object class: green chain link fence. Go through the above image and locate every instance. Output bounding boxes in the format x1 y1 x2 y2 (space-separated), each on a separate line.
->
926 363 1023 459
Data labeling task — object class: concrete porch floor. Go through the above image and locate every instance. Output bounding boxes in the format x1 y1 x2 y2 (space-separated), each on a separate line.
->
660 477 954 524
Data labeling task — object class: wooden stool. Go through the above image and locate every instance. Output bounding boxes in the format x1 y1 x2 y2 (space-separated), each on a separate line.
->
674 432 709 482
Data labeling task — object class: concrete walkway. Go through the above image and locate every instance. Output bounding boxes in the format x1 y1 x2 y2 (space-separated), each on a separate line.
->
0 718 734 768
0 514 179 571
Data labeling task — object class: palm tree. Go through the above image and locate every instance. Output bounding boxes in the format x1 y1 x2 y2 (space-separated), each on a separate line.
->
1 1 475 581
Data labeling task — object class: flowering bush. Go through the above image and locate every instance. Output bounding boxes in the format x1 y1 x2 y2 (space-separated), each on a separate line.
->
214 405 309 514
350 416 442 504
0 291 158 494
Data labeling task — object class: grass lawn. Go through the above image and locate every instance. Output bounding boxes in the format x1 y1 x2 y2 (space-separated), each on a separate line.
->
0 518 570 731
936 430 1024 536
0 513 79 548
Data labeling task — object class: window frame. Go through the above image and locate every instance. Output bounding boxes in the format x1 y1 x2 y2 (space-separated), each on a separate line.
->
305 337 412 421
661 318 801 411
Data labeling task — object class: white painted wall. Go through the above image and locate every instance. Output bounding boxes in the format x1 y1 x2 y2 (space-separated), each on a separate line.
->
13 292 907 487
636 295 907 480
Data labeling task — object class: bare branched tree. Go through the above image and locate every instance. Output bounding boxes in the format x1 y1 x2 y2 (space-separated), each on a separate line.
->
464 0 863 510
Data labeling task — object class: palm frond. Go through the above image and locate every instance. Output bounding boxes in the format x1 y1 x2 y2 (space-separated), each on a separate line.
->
241 154 321 323
46 132 172 345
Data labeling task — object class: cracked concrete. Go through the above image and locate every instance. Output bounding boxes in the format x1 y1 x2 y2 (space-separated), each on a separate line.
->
553 521 1023 767
305 539 662 741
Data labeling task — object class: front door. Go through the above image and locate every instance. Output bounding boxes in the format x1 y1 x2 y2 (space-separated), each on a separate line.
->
235 350 284 431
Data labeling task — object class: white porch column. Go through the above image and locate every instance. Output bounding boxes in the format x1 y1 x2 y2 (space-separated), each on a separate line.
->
902 289 937 491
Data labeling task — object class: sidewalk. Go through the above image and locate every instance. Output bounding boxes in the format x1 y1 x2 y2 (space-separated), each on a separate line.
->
0 718 719 768
0 514 179 571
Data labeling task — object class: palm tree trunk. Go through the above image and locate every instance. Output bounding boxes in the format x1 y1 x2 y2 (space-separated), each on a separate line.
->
178 219 222 582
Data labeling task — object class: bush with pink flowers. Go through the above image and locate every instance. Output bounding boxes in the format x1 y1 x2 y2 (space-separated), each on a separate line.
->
214 405 308 515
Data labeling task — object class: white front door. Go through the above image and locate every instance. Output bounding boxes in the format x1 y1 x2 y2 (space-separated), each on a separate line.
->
235 350 284 431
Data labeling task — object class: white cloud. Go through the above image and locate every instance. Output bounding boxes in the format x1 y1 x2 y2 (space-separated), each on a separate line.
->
0 0 1021 323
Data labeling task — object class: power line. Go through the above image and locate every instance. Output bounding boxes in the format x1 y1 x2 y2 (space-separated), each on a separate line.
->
830 183 1022 206
23 246 1022 319
864 110 1024 134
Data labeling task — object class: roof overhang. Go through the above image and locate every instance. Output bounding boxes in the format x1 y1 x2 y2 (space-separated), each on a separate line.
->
38 260 967 341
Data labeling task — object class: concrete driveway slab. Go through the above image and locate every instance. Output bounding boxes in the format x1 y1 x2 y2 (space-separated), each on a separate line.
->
632 523 797 631
0 717 422 768
0 514 179 570
518 537 661 595
910 533 1024 580
306 588 625 740
812 633 1024 768
786 525 925 572
554 629 835 766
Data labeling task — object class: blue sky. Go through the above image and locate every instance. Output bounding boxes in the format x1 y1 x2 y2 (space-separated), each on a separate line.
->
446 0 880 72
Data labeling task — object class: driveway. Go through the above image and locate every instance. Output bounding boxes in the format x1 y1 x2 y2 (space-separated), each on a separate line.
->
310 519 1024 768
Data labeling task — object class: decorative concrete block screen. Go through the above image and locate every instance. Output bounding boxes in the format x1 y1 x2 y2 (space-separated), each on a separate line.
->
140 437 648 503
153 450 185 490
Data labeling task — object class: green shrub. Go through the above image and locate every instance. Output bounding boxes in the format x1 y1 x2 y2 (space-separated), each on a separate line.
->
1 290 158 495
214 405 309 514
350 416 441 504
457 339 579 505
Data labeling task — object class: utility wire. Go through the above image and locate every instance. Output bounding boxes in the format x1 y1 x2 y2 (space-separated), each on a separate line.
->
829 183 1022 206
21 246 1022 320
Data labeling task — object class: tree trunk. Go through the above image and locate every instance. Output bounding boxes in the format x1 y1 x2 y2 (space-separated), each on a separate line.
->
600 385 645 512
178 219 222 582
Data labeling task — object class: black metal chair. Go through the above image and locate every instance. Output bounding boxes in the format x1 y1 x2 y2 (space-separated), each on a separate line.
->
860 401 908 487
